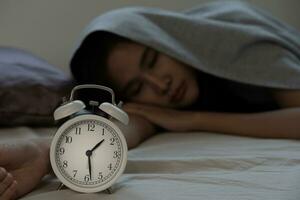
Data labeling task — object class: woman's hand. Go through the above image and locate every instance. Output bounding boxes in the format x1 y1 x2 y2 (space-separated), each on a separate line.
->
123 102 194 132
0 138 51 200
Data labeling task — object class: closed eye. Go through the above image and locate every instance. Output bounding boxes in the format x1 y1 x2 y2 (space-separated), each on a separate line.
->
142 48 158 69
147 50 159 69
124 48 158 98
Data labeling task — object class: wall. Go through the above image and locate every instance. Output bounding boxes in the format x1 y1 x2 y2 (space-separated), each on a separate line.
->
0 0 299 73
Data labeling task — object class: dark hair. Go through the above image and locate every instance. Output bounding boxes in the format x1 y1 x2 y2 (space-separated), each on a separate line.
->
70 31 132 102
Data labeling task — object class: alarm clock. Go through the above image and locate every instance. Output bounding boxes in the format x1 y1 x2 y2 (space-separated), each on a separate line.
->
50 84 129 193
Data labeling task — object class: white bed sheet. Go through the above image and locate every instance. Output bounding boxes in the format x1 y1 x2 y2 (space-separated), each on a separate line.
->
0 127 300 200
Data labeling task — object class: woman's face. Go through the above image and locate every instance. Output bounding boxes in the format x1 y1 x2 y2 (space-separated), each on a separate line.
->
106 42 200 108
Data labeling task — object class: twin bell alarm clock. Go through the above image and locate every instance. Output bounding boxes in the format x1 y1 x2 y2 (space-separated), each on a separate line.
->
50 84 129 193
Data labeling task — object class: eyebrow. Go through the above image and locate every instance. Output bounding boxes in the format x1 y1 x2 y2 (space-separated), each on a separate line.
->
121 47 150 95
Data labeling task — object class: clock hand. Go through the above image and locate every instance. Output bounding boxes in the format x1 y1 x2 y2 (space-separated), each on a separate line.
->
88 154 92 180
91 139 105 152
85 139 104 180
86 150 92 180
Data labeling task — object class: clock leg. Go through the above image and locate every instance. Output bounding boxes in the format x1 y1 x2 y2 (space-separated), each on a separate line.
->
57 183 65 190
105 187 113 194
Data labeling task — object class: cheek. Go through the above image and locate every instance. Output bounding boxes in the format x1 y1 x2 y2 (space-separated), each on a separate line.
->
129 86 169 105
126 87 152 103
185 79 200 103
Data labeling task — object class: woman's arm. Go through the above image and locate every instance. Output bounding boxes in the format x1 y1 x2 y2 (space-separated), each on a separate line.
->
188 108 300 139
37 113 156 175
38 113 157 174
124 92 300 140
113 113 157 149
34 113 156 175
188 88 300 139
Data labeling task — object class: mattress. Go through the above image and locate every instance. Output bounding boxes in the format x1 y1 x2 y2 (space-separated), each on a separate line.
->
1 127 300 200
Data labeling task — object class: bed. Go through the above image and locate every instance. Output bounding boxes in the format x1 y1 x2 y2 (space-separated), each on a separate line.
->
1 126 300 200
1 40 300 200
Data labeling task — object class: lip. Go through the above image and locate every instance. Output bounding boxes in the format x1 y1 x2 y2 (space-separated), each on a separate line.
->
170 81 186 103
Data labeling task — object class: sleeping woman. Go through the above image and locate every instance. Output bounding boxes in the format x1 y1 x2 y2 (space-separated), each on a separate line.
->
1 1 300 199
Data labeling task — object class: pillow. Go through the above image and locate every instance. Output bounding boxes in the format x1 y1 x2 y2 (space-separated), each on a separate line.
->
0 47 75 126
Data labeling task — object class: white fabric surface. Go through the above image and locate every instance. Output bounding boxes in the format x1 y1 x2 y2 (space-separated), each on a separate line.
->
1 127 300 200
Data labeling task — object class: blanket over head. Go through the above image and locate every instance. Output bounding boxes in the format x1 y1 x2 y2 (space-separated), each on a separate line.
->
70 1 300 89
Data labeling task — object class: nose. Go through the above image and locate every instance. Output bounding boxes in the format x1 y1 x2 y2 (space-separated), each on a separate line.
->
142 73 172 94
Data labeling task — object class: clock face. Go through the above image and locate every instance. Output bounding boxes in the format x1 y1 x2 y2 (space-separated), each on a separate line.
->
50 114 127 193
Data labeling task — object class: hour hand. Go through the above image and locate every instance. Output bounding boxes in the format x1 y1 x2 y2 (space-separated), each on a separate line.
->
91 139 105 152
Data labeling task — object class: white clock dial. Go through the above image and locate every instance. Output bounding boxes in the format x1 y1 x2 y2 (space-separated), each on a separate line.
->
50 114 127 193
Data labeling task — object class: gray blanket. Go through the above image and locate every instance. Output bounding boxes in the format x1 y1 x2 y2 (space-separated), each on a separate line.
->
71 1 300 89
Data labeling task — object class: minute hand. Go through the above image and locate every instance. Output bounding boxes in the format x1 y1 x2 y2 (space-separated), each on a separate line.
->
91 139 105 152
88 155 92 180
